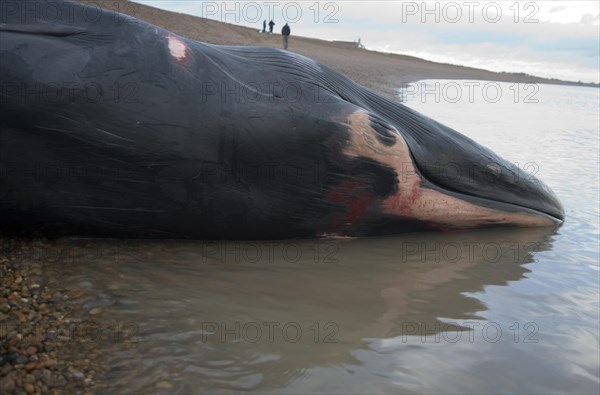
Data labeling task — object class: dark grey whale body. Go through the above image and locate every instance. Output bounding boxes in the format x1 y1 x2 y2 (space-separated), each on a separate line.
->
0 0 564 239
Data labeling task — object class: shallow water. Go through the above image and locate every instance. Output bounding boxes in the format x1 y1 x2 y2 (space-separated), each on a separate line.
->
13 81 600 394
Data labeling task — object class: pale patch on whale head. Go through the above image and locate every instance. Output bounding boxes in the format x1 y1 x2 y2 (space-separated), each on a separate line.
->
342 110 555 229
166 34 189 62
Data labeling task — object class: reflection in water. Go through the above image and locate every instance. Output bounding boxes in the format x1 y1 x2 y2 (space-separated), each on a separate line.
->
29 227 557 394
5 82 598 394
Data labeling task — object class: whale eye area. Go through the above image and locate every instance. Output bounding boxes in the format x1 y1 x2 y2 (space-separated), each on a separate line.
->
368 114 397 146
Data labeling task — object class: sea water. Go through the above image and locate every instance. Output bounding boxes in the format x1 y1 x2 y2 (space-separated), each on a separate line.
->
14 81 600 394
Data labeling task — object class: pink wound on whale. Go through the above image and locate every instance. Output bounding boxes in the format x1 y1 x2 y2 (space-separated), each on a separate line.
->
167 35 189 63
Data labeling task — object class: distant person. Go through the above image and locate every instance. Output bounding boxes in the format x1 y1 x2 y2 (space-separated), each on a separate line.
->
268 20 275 33
281 23 291 50
262 20 266 33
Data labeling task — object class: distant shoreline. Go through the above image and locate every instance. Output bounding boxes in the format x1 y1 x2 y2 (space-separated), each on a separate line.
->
82 0 598 100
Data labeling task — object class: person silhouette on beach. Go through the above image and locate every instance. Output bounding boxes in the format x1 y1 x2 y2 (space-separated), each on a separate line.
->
268 20 275 33
262 20 266 33
281 23 291 50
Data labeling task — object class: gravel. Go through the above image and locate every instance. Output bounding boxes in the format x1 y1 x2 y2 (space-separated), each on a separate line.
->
1 239 107 395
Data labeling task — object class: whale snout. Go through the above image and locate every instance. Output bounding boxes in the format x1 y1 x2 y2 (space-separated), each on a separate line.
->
343 109 564 230
406 123 565 226
418 156 565 226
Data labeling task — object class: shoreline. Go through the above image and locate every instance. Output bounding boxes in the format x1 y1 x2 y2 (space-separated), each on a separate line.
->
80 0 598 100
1 239 107 395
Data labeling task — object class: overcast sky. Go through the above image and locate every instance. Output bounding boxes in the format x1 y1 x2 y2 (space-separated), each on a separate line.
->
134 1 600 83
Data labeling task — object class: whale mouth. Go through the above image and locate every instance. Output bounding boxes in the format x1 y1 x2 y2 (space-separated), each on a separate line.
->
416 166 565 225
344 109 564 229
405 129 565 225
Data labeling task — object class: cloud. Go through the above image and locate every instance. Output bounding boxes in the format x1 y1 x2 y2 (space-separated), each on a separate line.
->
581 13 600 25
